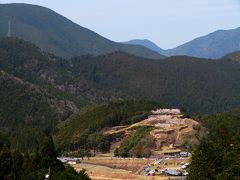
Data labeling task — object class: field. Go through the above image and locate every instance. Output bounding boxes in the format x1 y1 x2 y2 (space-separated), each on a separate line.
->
73 157 189 180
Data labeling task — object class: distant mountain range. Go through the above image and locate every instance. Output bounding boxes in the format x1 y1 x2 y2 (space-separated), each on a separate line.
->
123 39 165 55
125 27 240 59
1 3 240 60
0 3 164 59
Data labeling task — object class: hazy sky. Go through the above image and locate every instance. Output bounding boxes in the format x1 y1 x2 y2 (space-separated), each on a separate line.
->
1 0 240 49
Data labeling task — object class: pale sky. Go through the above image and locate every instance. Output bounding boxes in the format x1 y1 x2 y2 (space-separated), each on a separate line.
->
1 0 240 49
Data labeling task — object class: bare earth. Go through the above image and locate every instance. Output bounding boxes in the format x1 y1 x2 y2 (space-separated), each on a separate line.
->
73 157 188 180
74 163 177 180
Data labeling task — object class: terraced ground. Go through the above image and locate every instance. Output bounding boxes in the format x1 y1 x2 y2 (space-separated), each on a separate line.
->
104 109 204 150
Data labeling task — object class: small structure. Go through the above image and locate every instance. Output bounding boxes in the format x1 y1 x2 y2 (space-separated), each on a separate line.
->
57 157 81 165
180 152 190 157
149 170 156 176
163 150 181 157
67 158 81 165
181 165 187 169
165 169 182 176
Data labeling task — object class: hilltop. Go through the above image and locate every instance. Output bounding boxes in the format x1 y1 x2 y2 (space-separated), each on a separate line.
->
105 108 202 156
54 101 203 157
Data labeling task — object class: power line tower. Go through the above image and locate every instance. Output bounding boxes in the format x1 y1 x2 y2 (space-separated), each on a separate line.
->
7 20 11 37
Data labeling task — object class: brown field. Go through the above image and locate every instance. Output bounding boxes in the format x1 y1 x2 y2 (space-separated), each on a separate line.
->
73 157 188 180
81 157 152 173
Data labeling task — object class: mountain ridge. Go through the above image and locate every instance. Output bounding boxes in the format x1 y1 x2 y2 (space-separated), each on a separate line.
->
125 27 240 59
0 3 164 59
123 39 165 54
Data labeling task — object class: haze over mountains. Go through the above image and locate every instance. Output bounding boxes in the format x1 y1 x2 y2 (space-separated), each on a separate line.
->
0 3 164 59
125 27 240 59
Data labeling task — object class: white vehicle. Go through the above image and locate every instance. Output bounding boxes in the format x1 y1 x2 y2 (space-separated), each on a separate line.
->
45 174 50 180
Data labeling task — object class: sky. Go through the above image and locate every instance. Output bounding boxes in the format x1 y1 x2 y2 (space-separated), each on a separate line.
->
1 0 240 49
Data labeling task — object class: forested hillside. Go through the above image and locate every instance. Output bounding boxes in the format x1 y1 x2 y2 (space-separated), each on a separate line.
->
222 51 240 63
0 70 78 152
1 38 240 114
54 101 163 153
189 109 240 179
69 53 240 114
2 37 240 152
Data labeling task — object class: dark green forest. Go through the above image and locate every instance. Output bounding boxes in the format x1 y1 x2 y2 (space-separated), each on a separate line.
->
1 38 240 115
0 135 90 180
54 101 162 154
188 109 240 179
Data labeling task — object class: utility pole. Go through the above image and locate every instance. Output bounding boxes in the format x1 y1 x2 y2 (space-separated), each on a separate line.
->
7 20 11 37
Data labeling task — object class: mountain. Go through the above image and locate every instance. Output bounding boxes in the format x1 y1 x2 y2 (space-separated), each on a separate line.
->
2 3 239 60
165 27 240 59
2 37 240 115
123 39 165 54
2 37 240 151
125 28 240 59
0 3 164 59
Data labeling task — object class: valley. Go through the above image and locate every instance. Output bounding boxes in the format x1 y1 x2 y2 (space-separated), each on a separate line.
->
1 2 240 180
